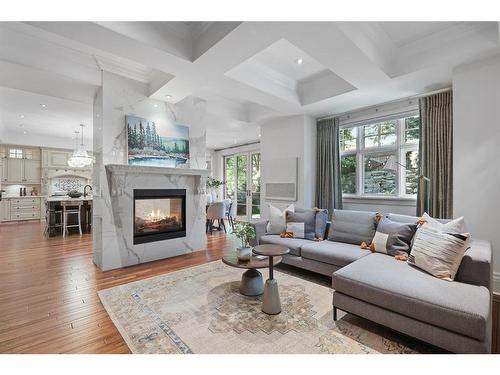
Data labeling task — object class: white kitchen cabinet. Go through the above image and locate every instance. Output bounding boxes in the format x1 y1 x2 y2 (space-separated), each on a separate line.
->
24 159 41 183
1 197 42 222
0 200 10 221
6 158 24 183
0 159 6 183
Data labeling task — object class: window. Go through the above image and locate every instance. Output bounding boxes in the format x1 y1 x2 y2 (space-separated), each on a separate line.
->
9 148 23 159
340 113 420 198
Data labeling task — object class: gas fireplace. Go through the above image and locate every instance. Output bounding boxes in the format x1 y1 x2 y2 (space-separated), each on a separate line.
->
133 189 186 244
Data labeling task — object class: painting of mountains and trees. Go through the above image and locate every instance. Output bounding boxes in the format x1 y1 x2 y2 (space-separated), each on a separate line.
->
126 115 190 168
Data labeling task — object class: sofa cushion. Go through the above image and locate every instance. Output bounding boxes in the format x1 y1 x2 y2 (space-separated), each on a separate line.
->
328 209 378 245
301 241 372 267
259 235 313 256
333 253 490 341
286 210 316 240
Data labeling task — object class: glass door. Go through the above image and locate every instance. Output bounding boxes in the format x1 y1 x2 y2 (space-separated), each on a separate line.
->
224 151 260 221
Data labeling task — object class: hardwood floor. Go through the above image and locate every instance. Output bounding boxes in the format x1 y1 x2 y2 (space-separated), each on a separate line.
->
0 221 499 353
0 221 238 353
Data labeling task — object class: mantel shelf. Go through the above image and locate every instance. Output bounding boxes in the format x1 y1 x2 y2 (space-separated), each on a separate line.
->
105 164 209 177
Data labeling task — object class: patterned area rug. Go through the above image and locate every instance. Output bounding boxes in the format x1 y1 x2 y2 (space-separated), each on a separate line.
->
98 260 437 354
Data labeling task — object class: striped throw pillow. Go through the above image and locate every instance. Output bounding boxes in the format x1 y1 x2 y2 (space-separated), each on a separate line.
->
407 226 470 281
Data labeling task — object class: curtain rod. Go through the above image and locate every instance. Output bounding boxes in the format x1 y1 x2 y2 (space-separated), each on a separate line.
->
317 87 452 122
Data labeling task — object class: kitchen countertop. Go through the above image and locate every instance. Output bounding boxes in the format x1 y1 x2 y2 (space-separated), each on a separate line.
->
2 195 46 199
46 196 93 202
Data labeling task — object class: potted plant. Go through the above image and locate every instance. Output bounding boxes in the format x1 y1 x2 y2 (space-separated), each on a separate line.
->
206 177 225 201
232 222 256 261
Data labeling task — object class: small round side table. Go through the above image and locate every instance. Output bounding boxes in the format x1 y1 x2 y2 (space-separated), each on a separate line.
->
253 244 290 315
222 253 282 296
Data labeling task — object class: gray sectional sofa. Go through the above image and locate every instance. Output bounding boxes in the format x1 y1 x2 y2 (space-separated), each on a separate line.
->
251 210 493 353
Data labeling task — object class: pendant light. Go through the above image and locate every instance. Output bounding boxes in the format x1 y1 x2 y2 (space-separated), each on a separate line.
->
68 124 93 168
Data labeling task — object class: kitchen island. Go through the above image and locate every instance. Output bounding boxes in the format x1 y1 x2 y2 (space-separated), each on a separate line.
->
46 196 93 237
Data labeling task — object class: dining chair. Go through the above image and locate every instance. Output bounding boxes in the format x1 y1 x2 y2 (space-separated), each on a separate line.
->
206 202 226 233
223 199 235 229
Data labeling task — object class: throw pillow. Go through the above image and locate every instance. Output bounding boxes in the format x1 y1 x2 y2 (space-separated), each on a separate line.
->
420 212 467 233
371 217 418 257
408 226 470 281
328 209 378 245
296 207 329 239
266 204 294 234
286 210 316 240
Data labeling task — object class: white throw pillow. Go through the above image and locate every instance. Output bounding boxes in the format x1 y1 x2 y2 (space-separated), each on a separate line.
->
266 204 295 234
421 212 467 233
408 226 470 281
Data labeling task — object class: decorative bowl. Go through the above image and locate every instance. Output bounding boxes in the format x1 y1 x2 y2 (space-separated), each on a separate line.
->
68 190 83 198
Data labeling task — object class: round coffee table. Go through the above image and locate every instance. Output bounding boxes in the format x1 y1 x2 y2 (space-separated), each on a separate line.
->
253 244 290 315
222 253 282 296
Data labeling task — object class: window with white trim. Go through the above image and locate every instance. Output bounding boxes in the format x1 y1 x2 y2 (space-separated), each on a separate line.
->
340 113 420 198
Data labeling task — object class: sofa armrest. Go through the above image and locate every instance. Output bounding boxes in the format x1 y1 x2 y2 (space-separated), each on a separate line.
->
455 239 492 289
249 220 268 246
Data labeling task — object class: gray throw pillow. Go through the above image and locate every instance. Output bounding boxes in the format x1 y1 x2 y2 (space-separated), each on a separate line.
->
295 207 329 239
314 209 329 240
328 209 378 245
371 217 417 256
286 210 316 240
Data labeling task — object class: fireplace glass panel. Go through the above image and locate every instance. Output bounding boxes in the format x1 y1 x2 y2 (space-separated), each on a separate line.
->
133 189 186 244
134 198 184 236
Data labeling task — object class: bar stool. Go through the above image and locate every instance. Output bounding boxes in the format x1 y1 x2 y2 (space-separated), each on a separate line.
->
84 200 92 232
44 202 63 236
62 201 83 237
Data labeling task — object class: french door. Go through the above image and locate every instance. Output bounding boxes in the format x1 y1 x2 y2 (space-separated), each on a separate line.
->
224 151 261 221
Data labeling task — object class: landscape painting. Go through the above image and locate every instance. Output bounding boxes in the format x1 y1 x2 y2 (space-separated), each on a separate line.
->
126 115 190 168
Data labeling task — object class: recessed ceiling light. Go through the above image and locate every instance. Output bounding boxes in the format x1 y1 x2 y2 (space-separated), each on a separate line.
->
258 133 261 137
40 104 47 108
295 58 304 65
19 114 25 119
23 131 27 135
165 94 172 99
154 103 158 108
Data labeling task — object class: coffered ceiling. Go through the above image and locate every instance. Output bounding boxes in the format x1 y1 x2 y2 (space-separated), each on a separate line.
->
0 21 499 149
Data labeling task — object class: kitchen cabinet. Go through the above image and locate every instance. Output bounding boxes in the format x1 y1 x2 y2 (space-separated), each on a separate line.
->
24 159 41 183
0 159 6 183
0 146 42 184
4 158 41 184
1 197 42 222
6 158 24 183
0 200 10 222
42 149 70 168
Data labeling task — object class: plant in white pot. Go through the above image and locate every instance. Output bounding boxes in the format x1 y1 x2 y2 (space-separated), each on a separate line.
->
233 222 256 261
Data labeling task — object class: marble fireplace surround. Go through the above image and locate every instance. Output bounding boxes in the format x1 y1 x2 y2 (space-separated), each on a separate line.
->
103 164 208 270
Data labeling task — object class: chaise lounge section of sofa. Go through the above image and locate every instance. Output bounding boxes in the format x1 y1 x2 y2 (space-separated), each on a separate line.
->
251 209 493 353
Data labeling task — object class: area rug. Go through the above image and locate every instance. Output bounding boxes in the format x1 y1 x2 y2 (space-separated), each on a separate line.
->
98 260 437 354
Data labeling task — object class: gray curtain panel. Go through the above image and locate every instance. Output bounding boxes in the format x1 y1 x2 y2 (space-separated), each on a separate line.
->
417 90 453 219
316 117 342 214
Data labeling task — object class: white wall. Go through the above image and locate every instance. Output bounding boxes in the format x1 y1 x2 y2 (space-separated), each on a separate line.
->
453 54 500 292
260 115 316 219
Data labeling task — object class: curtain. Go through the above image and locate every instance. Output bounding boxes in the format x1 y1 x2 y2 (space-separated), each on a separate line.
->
417 90 453 218
316 117 342 214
